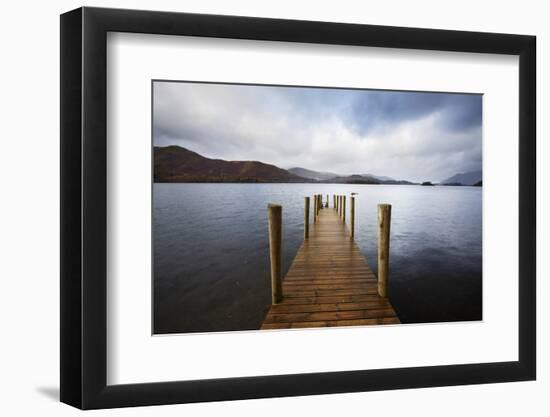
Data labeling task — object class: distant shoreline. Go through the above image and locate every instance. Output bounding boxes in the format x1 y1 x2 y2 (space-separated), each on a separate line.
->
154 145 482 186
154 181 482 186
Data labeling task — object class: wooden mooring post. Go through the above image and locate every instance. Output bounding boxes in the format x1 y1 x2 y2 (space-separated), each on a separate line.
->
342 195 346 223
304 197 310 239
268 204 283 304
315 195 320 217
350 196 355 239
377 204 392 298
313 194 318 222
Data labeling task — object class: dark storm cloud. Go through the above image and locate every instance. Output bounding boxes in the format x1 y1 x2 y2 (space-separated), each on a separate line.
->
348 90 482 135
153 82 482 182
439 93 482 131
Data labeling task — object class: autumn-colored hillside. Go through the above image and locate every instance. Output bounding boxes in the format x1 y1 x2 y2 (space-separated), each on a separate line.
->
154 146 309 183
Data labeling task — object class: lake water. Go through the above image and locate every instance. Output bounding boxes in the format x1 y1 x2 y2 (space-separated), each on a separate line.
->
153 183 482 334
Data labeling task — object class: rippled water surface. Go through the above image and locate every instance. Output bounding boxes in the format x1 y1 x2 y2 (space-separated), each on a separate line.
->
153 183 482 334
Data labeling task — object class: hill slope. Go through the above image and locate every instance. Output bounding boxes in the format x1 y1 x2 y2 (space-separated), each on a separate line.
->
363 173 395 182
154 146 308 183
440 170 482 186
288 167 339 181
329 174 381 184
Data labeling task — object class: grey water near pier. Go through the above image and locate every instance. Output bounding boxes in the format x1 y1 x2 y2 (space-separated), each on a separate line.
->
153 183 482 334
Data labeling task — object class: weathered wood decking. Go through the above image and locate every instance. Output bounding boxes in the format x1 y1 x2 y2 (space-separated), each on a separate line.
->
261 207 400 329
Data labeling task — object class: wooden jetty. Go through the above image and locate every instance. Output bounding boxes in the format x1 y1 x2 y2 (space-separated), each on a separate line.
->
262 196 400 330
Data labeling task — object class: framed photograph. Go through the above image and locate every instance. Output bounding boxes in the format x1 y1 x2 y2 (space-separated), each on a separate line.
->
60 7 536 409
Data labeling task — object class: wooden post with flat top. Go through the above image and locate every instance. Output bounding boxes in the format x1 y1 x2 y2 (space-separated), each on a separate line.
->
342 196 346 223
313 194 318 222
377 204 391 298
304 197 310 239
350 196 355 239
316 194 320 214
315 195 319 217
268 204 283 304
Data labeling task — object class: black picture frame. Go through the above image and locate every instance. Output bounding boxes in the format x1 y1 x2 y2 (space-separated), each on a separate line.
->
60 6 536 410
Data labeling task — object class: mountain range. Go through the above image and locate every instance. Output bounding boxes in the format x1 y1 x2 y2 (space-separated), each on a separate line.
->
154 146 411 184
154 145 477 186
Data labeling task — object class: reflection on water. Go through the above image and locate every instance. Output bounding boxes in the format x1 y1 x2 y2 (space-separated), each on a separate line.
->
153 183 482 334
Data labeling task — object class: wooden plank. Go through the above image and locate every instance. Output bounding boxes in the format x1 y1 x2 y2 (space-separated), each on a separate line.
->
263 308 397 324
278 294 391 305
268 300 394 314
261 317 401 330
283 283 377 291
283 289 379 297
283 282 378 288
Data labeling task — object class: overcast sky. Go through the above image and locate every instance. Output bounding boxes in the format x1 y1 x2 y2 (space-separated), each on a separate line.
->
153 81 482 183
